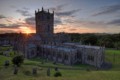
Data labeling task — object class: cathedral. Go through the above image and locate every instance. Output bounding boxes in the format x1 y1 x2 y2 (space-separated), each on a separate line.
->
17 8 105 68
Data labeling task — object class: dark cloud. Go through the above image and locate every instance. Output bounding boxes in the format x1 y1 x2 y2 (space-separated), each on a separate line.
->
22 7 30 10
25 16 63 27
93 4 120 16
49 4 80 27
107 19 120 26
49 4 67 12
16 8 31 16
25 16 62 27
0 15 6 19
56 9 80 17
0 24 20 28
23 5 80 27
49 4 80 17
25 17 35 25
54 9 80 26
54 18 62 26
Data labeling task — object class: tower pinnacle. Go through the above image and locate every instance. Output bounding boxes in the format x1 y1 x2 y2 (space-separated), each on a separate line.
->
42 7 44 11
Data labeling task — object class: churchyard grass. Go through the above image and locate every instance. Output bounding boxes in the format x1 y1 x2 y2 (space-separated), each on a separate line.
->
0 49 120 80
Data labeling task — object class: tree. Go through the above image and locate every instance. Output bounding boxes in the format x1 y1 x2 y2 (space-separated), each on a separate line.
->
97 35 114 48
81 34 98 45
12 55 24 67
114 42 120 49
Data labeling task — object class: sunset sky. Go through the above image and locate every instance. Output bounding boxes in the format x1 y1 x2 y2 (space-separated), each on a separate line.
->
0 0 120 34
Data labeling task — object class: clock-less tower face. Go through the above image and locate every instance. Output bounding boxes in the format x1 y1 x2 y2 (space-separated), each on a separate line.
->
35 8 54 43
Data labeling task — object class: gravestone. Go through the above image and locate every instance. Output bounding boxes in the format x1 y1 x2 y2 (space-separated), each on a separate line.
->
47 68 50 76
32 68 37 75
13 66 18 74
55 67 58 71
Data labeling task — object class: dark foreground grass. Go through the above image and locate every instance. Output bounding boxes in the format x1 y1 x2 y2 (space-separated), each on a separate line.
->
0 49 120 80
0 65 119 80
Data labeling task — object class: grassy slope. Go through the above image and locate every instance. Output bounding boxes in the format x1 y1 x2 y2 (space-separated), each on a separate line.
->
0 49 120 80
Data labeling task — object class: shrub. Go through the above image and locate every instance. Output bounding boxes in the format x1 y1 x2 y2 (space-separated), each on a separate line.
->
12 55 24 67
4 60 10 67
53 61 56 65
54 71 62 77
0 52 3 55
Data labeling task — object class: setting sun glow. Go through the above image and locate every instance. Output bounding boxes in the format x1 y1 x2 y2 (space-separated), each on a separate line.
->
19 27 33 34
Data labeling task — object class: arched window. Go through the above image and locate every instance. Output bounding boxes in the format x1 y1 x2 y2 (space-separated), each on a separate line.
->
87 55 94 62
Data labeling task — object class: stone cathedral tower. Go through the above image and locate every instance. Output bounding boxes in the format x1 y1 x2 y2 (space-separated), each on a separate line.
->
35 7 54 43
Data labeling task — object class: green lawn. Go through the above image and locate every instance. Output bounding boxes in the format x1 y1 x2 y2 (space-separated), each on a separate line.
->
0 49 120 80
0 46 15 56
0 46 13 51
105 49 120 70
0 55 11 66
25 57 95 70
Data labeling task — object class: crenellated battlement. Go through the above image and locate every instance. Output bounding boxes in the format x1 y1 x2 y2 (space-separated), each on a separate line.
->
35 7 54 15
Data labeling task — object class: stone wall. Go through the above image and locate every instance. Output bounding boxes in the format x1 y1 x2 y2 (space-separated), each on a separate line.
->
40 45 77 65
38 43 105 68
63 43 105 68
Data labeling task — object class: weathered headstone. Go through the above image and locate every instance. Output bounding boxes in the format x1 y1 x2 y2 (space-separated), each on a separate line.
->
47 68 50 76
55 67 58 71
13 66 18 74
32 68 37 75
